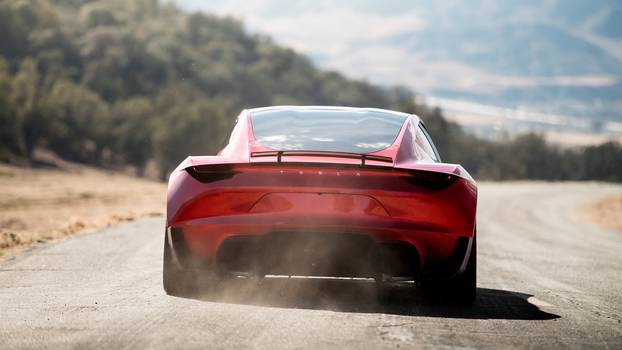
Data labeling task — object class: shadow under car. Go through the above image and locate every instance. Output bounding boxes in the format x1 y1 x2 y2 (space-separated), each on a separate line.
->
175 277 560 321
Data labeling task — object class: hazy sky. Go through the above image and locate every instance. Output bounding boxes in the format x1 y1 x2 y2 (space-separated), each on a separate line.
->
169 1 622 98
170 1 426 88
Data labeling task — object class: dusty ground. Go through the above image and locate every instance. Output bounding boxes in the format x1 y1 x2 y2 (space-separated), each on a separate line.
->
0 162 166 259
581 194 622 231
2 182 622 348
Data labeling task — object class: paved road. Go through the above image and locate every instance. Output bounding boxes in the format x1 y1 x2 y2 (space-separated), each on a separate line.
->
1 182 622 349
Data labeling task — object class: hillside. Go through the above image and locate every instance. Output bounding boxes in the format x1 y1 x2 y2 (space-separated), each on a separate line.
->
184 0 622 122
1 0 621 182
0 0 420 178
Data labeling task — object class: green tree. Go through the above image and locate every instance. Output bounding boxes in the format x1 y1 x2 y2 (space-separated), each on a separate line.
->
153 85 232 179
39 79 111 163
10 59 41 157
0 58 19 161
111 97 153 176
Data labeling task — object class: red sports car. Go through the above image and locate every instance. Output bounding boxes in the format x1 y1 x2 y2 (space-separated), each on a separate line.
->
164 106 477 304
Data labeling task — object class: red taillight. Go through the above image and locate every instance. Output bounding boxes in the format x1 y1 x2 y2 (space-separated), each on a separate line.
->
185 163 456 190
406 170 457 190
186 165 240 183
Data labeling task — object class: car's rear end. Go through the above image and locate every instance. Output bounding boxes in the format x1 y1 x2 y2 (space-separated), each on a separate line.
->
164 107 477 304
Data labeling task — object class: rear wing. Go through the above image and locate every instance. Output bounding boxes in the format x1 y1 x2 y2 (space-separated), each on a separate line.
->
176 155 473 184
251 150 393 166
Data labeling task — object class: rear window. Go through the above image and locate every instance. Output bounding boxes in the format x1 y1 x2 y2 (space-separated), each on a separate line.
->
250 108 407 153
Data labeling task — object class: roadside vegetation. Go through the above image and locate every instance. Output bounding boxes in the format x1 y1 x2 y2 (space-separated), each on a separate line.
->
0 151 165 258
582 195 622 231
0 0 621 182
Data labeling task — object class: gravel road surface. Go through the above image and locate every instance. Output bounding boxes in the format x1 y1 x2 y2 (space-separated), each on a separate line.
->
1 182 622 349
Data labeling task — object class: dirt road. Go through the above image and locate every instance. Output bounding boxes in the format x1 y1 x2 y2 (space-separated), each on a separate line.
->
1 182 621 349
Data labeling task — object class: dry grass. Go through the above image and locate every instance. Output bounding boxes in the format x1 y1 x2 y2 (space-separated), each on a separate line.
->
581 195 622 231
0 162 166 259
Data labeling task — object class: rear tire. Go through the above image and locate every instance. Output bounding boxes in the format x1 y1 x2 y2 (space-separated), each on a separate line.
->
420 233 476 306
163 230 198 296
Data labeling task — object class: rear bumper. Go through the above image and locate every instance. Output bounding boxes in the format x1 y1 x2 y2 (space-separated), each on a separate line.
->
166 166 477 280
168 213 473 279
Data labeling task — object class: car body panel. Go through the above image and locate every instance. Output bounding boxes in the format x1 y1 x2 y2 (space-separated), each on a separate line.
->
166 106 477 279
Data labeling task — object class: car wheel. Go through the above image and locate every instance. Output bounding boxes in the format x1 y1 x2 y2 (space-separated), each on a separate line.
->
163 230 228 298
163 230 198 296
420 232 476 306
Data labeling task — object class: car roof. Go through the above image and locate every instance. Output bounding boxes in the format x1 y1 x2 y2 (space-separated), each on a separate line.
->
246 105 420 123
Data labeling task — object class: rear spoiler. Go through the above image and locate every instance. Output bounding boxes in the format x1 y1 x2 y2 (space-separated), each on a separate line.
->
251 150 393 166
176 155 474 185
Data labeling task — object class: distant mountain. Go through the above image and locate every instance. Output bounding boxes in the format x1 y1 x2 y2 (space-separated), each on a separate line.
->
172 0 622 122
391 0 622 121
